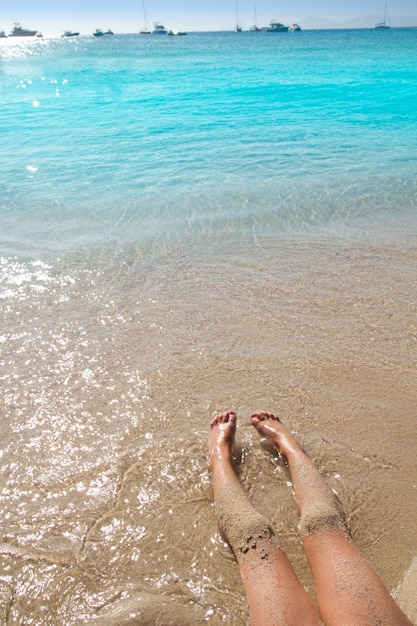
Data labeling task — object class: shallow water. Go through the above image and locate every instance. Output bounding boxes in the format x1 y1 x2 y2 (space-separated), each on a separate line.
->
2 236 416 623
1 30 417 624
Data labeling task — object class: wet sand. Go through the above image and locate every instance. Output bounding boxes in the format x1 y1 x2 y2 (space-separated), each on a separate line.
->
1 236 416 623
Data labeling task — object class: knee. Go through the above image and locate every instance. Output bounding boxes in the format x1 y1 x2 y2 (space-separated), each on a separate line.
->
225 511 277 557
214 482 279 558
299 502 349 538
232 513 278 558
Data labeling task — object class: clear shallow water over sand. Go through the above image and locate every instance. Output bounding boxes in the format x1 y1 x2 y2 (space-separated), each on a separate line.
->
1 30 417 623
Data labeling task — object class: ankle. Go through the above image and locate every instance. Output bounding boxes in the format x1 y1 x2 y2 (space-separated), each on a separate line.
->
209 444 232 472
274 434 304 460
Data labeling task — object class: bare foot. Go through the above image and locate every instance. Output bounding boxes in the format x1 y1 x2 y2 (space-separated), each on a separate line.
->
208 411 237 471
250 411 301 459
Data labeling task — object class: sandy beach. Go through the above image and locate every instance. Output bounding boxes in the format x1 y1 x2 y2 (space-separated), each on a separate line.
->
1 235 416 623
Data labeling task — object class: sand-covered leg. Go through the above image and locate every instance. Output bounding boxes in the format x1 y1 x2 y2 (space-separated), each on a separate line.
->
250 411 413 626
209 412 319 626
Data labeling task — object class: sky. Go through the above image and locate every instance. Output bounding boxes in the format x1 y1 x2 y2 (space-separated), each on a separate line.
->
2 0 417 36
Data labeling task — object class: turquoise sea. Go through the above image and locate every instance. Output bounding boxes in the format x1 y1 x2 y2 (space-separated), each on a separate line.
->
1 30 416 624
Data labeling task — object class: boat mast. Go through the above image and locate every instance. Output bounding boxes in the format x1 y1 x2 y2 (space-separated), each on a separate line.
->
235 1 241 31
142 0 148 31
384 3 390 25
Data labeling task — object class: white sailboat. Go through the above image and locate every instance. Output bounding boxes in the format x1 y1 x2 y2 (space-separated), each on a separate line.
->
375 3 391 29
250 4 260 31
235 1 242 31
140 0 151 33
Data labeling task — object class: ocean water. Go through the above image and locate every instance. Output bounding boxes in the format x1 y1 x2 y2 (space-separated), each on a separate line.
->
1 30 416 624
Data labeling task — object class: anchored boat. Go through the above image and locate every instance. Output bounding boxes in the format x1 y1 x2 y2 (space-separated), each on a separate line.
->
152 22 168 34
9 22 38 37
266 20 289 32
375 3 391 29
